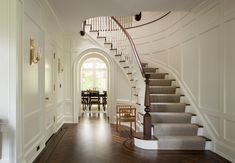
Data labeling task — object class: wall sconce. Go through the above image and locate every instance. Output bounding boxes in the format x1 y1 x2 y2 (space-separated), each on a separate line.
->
30 38 40 65
58 58 64 73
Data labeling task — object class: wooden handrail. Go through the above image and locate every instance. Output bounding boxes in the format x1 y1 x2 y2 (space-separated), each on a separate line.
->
125 11 171 29
111 16 145 78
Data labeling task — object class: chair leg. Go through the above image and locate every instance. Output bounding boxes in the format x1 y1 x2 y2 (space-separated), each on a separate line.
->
135 121 136 132
116 118 118 131
130 122 132 135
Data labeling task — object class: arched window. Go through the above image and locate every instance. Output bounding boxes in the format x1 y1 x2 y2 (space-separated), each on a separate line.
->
81 58 107 91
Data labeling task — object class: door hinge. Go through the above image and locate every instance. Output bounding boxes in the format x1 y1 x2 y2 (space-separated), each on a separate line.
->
54 53 56 59
54 84 56 91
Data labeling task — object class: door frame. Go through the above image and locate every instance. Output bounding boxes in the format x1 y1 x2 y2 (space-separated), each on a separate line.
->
72 48 116 123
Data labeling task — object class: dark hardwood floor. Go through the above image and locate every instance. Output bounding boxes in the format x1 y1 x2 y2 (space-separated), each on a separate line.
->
34 112 230 163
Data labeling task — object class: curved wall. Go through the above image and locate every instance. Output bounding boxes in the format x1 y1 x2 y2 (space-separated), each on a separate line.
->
128 0 235 162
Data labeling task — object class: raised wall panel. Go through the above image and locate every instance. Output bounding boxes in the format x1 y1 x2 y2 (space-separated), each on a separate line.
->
181 18 196 42
134 37 151 45
23 15 42 115
151 36 167 51
0 0 10 120
23 13 43 157
23 64 39 115
225 19 235 115
224 119 235 144
199 27 220 111
24 112 41 146
24 0 42 25
116 70 131 101
64 100 72 115
46 104 54 127
150 50 168 65
168 29 181 47
58 76 64 101
204 113 220 137
198 3 220 31
182 38 198 101
126 2 235 161
136 42 152 54
57 103 64 117
168 45 181 75
224 0 235 18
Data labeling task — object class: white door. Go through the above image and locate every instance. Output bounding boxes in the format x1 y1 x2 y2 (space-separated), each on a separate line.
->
45 48 56 141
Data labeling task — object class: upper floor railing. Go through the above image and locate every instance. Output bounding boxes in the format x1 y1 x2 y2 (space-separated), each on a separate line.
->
84 16 145 78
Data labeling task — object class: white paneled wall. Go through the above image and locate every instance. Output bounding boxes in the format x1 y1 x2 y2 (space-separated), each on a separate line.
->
0 0 18 163
21 0 66 162
128 0 235 162
181 38 198 101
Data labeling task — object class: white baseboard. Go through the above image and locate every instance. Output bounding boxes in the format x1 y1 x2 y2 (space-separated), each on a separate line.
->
63 115 73 123
214 141 235 162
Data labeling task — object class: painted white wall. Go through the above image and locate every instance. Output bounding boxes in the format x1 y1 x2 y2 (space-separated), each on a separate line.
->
66 34 133 124
19 0 66 162
3 0 234 162
128 0 235 162
0 0 18 162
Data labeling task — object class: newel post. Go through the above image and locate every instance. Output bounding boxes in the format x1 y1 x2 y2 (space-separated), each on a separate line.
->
143 74 151 139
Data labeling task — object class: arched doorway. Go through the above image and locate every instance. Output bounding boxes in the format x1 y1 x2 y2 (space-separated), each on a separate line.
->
80 57 108 112
73 49 116 124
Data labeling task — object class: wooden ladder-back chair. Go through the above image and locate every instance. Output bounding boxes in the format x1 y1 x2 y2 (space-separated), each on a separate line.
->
81 91 89 111
116 104 136 134
89 91 100 111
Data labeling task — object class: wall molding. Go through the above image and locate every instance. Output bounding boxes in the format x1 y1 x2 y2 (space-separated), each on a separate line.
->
131 1 235 161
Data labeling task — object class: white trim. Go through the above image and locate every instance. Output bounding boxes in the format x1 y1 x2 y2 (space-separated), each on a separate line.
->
72 48 116 123
134 138 158 150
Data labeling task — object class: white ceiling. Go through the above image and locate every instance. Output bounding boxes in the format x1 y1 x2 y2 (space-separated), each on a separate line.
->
47 0 204 33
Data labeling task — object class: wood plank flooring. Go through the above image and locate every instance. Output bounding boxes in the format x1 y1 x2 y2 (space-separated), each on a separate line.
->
34 113 230 163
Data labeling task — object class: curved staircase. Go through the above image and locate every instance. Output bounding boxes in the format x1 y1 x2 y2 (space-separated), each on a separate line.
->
142 62 211 150
82 16 211 150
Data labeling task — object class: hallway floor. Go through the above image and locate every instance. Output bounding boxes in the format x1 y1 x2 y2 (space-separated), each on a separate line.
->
34 113 230 163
